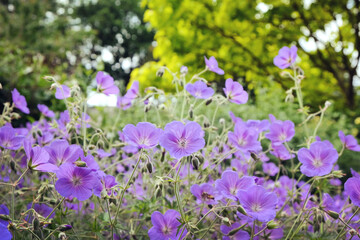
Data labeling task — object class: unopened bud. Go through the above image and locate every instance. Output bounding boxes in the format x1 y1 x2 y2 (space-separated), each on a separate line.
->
349 229 357 236
189 109 193 119
332 170 344 179
59 224 72 232
160 150 166 162
191 158 199 170
180 66 188 75
155 187 162 198
203 120 210 128
10 160 16 172
75 161 87 167
228 223 247 236
219 118 225 125
237 206 248 216
327 210 339 219
266 220 278 229
145 105 151 113
59 232 67 239
33 217 40 230
205 99 212 106
196 154 204 165
222 217 231 226
250 152 260 162
324 101 332 108
146 162 153 174
156 68 165 77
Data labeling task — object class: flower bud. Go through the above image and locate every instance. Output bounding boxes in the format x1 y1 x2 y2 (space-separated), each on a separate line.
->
219 118 225 125
327 210 339 219
332 170 344 178
156 68 165 77
237 206 248 216
146 162 153 174
228 223 247 236
59 232 67 239
59 224 72 232
324 101 332 108
266 220 278 229
205 99 212 106
10 160 16 172
33 216 40 231
75 161 87 167
222 217 231 227
189 109 193 119
203 120 210 128
191 157 199 170
196 154 204 165
349 229 357 236
180 66 188 75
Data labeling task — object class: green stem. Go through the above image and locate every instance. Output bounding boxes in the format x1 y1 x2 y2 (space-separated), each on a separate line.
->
335 207 360 240
174 159 185 221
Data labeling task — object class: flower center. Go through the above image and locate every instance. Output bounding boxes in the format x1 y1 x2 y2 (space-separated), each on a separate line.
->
72 176 82 186
178 138 188 149
139 137 149 146
279 133 287 141
313 158 323 167
162 225 172 235
251 203 262 212
238 138 247 147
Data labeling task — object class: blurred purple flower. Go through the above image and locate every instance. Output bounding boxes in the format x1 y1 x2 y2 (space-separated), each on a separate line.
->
215 170 255 200
0 222 11 240
204 56 224 75
12 88 30 114
270 144 294 161
221 222 250 240
298 141 338 177
45 140 83 166
55 85 71 99
263 162 279 177
0 126 25 150
159 121 205 159
265 120 295 146
37 104 55 118
117 96 133 110
180 66 188 74
345 177 360 207
124 81 139 100
223 79 248 104
123 122 162 149
148 209 187 240
0 204 9 226
228 121 261 152
96 71 119 96
185 81 214 99
26 203 54 222
339 130 360 152
190 183 219 205
237 185 278 222
55 163 100 201
273 46 297 69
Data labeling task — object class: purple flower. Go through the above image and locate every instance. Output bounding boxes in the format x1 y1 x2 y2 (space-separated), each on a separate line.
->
228 121 261 152
204 56 224 75
0 126 25 150
124 81 139 100
180 66 188 74
117 96 133 110
45 140 82 166
265 120 295 146
237 185 278 222
190 183 219 205
37 104 55 118
55 85 71 99
298 141 338 177
270 144 294 161
339 130 360 152
345 177 360 207
26 203 55 222
215 170 255 200
159 121 205 159
55 163 100 201
0 223 11 240
12 88 29 114
102 175 118 195
96 71 120 95
223 79 248 104
273 46 297 69
0 204 9 226
220 222 250 240
263 162 279 177
185 81 214 99
24 140 58 172
123 122 163 149
148 210 187 240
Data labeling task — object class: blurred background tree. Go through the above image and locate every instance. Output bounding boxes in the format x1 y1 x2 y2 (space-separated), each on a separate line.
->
134 0 360 116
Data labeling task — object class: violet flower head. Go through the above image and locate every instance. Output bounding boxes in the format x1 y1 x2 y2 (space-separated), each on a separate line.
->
117 96 133 110
0 223 12 240
148 210 187 240
263 162 279 177
265 120 295 146
215 170 255 200
102 175 118 195
237 185 278 222
180 66 188 75
223 79 248 105
345 177 360 207
159 121 205 159
26 203 55 222
339 130 360 152
185 81 214 99
0 126 25 150
12 88 30 114
204 56 224 75
124 81 139 100
45 140 83 166
190 183 219 205
55 163 100 201
37 104 55 118
270 143 295 161
220 222 250 240
0 204 9 226
24 140 58 172
55 85 71 99
298 141 338 177
228 121 261 152
96 71 119 95
123 122 162 149
273 46 297 69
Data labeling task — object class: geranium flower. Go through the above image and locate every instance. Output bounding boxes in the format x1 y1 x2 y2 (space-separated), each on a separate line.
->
270 143 294 161
148 210 187 240
45 140 82 166
263 162 279 177
228 121 261 152
123 122 163 149
124 81 139 99
96 71 119 96
339 130 360 152
0 126 25 150
55 163 100 201
37 104 55 118
220 222 250 240
345 177 360 207
223 79 248 104
55 85 71 99
215 170 255 200
159 121 205 159
185 81 214 99
24 140 58 172
204 56 224 75
0 222 11 240
237 185 278 222
12 88 29 114
273 46 297 69
190 183 219 205
265 120 295 146
298 141 338 177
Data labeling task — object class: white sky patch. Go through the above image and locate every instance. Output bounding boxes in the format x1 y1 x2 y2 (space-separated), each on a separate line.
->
87 91 117 107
